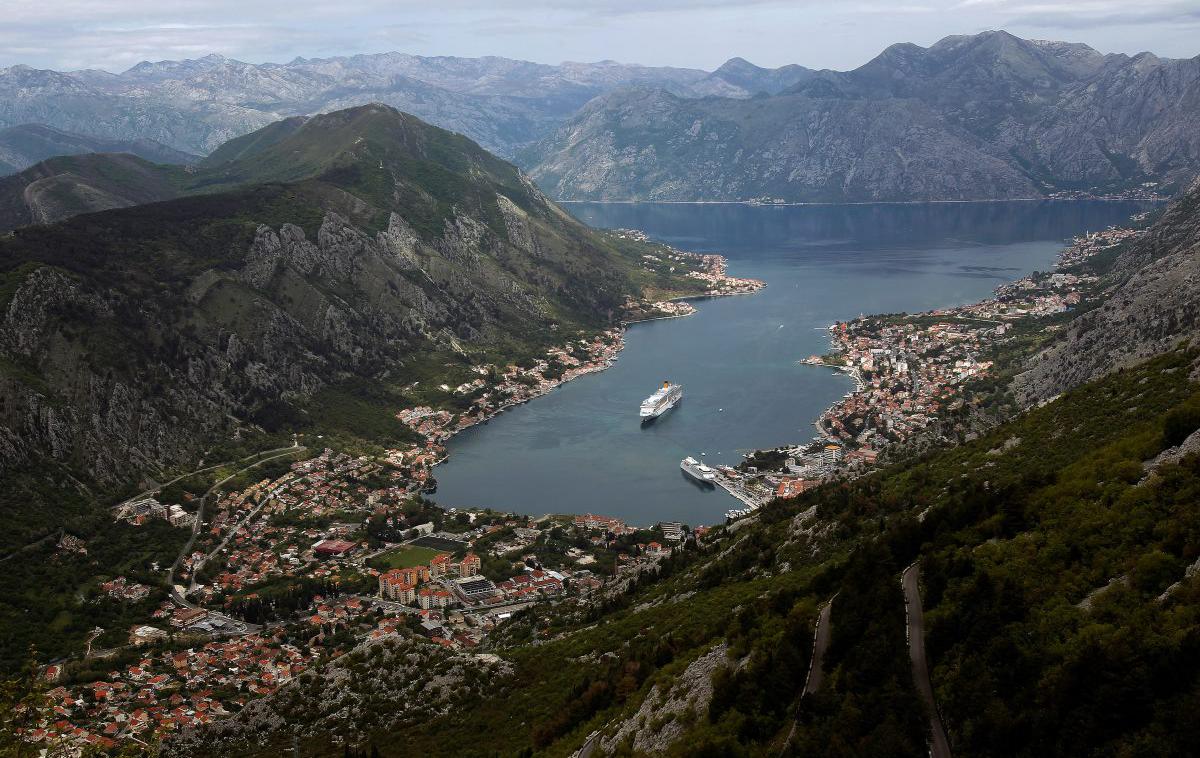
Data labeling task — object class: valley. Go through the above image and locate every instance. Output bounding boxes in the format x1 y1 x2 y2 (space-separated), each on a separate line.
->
2 14 1200 758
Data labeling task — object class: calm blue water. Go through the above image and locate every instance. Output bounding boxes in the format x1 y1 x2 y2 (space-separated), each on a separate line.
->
431 201 1150 526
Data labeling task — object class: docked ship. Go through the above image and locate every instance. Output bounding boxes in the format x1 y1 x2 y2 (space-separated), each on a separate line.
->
640 380 683 421
680 456 717 485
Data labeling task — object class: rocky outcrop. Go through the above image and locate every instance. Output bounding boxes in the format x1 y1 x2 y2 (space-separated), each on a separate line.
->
598 643 731 755
165 635 512 756
0 105 664 492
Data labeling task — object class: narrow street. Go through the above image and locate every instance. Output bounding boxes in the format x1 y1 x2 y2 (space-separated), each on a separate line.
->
902 563 952 758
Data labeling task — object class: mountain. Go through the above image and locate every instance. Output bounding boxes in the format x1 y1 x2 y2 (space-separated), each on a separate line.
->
0 153 185 229
684 57 816 98
167 187 1200 758
522 31 1200 202
0 54 707 158
0 123 196 176
521 85 1039 202
0 104 700 543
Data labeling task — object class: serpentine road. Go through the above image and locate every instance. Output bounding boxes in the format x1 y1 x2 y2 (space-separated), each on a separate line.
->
903 563 952 758
778 595 835 756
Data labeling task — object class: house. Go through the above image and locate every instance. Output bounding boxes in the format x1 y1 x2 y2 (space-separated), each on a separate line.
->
417 587 453 610
128 626 169 646
429 553 452 578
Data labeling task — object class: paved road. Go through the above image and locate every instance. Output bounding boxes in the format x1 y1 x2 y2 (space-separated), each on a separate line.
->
166 444 306 608
803 598 833 696
903 563 952 758
778 595 835 757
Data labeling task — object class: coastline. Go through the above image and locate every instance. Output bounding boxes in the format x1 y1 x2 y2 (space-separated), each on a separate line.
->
404 252 765 479
778 219 1146 481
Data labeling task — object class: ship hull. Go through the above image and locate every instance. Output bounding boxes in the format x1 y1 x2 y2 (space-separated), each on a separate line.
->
680 456 717 486
639 384 683 420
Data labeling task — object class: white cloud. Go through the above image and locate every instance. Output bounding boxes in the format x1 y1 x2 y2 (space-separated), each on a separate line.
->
0 0 1195 73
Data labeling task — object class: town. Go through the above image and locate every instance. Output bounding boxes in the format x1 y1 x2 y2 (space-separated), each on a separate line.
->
26 222 1139 752
706 222 1148 517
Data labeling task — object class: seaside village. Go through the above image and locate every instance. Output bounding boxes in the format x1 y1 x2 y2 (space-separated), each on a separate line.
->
26 224 1135 752
44 441 697 751
706 223 1146 512
27 246 758 753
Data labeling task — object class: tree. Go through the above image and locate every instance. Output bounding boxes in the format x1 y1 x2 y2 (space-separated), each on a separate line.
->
0 649 50 758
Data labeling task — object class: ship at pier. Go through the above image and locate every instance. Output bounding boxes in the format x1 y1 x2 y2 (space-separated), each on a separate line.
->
640 380 683 421
680 456 717 485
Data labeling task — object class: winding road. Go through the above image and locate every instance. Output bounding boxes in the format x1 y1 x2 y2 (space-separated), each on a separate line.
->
803 598 834 697
903 563 952 758
778 594 835 756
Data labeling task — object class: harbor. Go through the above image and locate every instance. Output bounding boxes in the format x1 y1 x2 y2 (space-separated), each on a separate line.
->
430 200 1150 527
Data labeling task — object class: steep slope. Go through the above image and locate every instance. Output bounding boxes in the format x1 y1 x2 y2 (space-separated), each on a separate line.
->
0 104 699 540
0 54 707 158
0 153 186 229
522 86 1039 202
523 31 1200 202
1016 179 1200 402
166 344 1200 758
0 123 196 176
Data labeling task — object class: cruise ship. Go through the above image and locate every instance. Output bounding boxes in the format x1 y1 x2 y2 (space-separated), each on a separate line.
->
680 456 717 485
640 380 683 421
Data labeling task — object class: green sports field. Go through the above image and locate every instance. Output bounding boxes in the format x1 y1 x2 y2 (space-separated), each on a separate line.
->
367 545 446 570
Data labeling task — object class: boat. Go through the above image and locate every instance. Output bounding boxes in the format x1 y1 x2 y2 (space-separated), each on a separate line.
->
680 456 717 485
640 380 683 421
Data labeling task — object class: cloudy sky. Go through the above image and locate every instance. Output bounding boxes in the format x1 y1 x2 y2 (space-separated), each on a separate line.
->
4 0 1198 73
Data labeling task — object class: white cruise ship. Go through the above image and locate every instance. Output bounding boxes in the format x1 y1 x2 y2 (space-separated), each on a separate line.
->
640 380 683 421
680 456 717 484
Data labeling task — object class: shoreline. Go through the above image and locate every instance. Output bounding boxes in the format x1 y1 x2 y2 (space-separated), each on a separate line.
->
410 253 765 479
783 220 1145 480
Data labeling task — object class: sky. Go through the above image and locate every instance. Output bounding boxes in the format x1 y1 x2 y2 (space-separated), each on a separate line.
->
3 0 1199 73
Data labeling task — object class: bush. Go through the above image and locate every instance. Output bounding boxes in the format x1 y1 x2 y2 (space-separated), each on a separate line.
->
1162 397 1200 447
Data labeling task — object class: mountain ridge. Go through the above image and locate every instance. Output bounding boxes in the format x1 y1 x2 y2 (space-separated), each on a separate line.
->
522 31 1200 202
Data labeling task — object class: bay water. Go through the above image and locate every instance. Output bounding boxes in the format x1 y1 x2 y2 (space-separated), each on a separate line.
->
430 201 1150 526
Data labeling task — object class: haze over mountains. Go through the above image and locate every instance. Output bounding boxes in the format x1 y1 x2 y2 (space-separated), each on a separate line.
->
0 52 709 160
5 30 1196 203
526 31 1200 202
